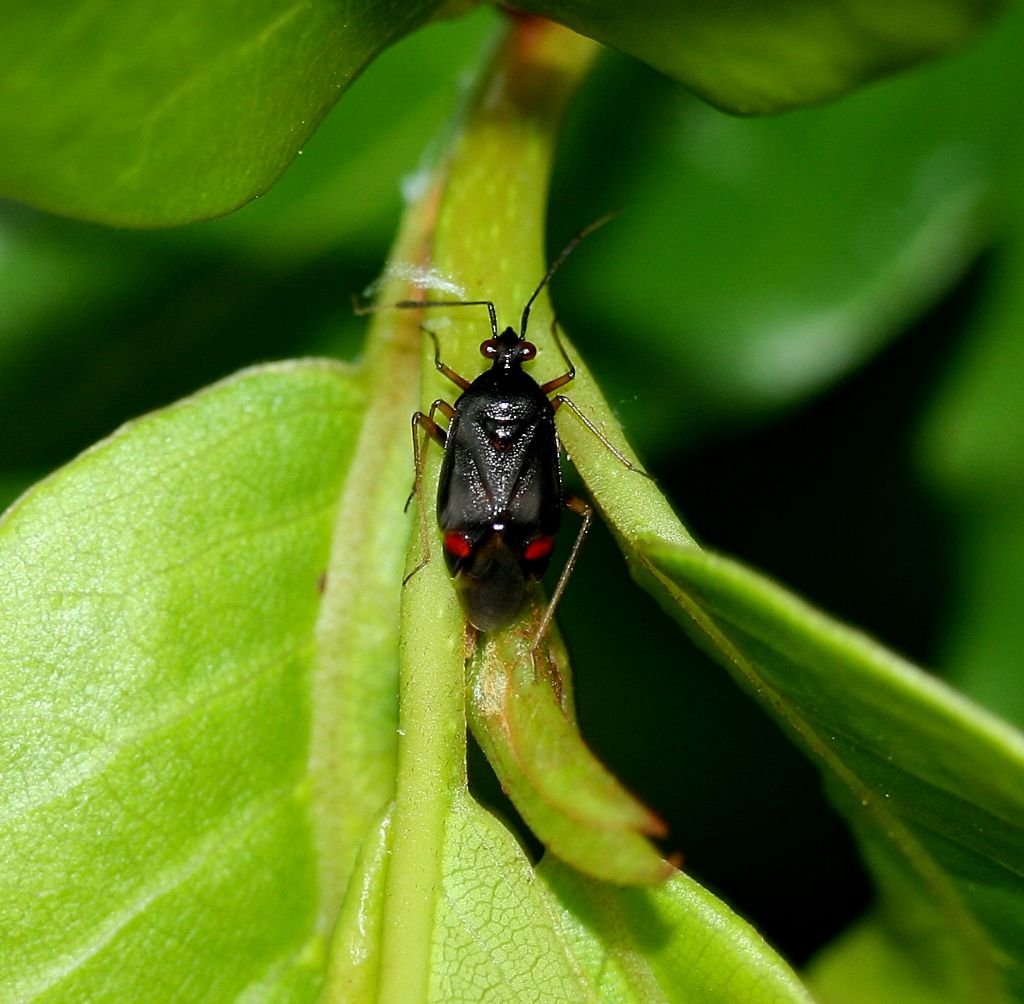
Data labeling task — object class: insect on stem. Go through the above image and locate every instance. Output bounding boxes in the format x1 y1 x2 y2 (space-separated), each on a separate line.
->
361 213 647 678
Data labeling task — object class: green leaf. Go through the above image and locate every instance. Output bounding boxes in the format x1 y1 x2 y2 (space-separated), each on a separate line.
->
513 0 1003 114
919 218 1024 727
540 858 815 1003
467 622 672 885
0 361 369 1001
0 288 418 997
0 0 446 224
644 543 1024 1001
807 906 976 1004
552 1 1024 449
325 791 812 1002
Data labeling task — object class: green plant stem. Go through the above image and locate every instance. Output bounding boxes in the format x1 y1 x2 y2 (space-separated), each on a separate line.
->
365 175 462 1004
309 175 439 951
424 14 601 371
375 14 602 1003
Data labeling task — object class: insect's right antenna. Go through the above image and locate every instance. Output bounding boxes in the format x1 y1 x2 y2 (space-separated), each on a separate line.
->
353 295 499 339
519 210 620 338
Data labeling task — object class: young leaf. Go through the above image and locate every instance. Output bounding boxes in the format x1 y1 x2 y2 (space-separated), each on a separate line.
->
467 620 672 885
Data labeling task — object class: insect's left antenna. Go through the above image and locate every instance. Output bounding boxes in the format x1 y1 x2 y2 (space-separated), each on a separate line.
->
353 294 500 339
519 210 620 338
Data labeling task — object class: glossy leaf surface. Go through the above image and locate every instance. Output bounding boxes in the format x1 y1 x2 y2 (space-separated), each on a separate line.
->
513 0 1001 113
0 0 445 224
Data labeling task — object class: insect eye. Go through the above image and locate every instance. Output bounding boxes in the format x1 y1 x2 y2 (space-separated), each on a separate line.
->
481 340 499 358
523 536 553 562
517 341 537 361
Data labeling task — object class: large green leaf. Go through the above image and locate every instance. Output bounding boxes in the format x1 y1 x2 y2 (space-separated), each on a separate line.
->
642 544 1024 1001
324 794 813 1002
513 0 1002 114
0 0 446 224
0 0 1005 225
0 361 374 1001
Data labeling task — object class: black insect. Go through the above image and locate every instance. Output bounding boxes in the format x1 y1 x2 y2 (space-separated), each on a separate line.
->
377 221 643 641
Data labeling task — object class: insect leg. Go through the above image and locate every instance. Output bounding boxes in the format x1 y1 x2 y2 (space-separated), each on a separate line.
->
422 327 471 390
539 318 575 395
551 395 652 478
530 493 592 670
407 401 454 505
404 401 455 586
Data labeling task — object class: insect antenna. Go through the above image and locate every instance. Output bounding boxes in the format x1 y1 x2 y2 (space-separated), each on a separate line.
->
519 209 620 339
353 294 499 339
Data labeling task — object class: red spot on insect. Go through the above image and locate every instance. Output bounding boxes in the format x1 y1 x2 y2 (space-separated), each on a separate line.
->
444 532 473 559
524 536 554 562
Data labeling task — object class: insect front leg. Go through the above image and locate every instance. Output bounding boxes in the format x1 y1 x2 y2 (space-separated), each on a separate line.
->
405 401 455 586
539 318 575 395
408 400 454 507
422 326 472 391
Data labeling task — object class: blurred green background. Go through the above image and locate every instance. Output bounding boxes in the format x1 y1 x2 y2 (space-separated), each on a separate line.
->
2 2 1022 965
